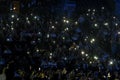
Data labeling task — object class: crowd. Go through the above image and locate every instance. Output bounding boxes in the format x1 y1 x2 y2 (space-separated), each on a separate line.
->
0 5 120 80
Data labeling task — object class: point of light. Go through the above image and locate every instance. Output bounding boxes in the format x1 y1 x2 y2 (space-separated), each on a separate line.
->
26 17 29 20
49 56 52 59
85 54 88 57
53 41 56 44
52 26 55 29
39 67 41 71
66 20 69 23
47 34 50 38
65 27 69 31
11 21 14 24
81 51 85 55
34 16 37 19
94 56 98 60
104 22 109 26
36 49 39 52
90 61 92 64
62 37 65 40
11 15 15 18
38 32 41 34
50 53 52 56
75 21 78 25
86 13 89 16
118 31 120 34
90 38 95 43
27 21 30 24
64 57 67 60
11 27 14 30
13 7 16 10
63 20 66 23
109 61 113 65
115 23 118 26
108 73 111 78
27 51 30 54
94 23 98 27
17 18 19 21
113 16 116 19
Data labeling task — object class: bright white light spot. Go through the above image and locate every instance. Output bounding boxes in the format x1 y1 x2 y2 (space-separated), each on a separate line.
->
74 48 77 50
64 57 67 60
81 51 85 55
11 15 15 18
50 53 52 56
13 7 16 10
53 41 56 44
118 31 120 34
52 26 55 29
62 37 65 40
17 18 19 21
94 56 98 60
108 73 111 78
11 27 14 30
38 32 41 34
27 21 30 24
86 13 89 16
47 34 50 38
113 16 116 19
104 22 108 26
109 61 113 65
115 23 118 26
11 21 14 24
34 16 37 19
27 51 30 54
36 49 39 52
26 17 29 20
65 27 69 31
90 61 92 64
94 23 98 27
66 20 69 23
39 67 41 71
49 56 52 59
91 38 95 43
85 54 88 57
75 21 78 25
63 20 66 22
